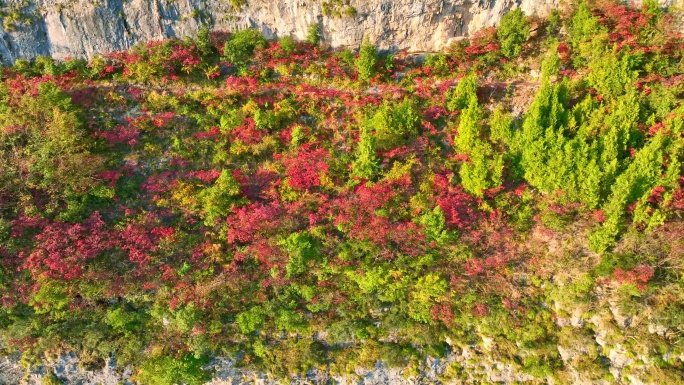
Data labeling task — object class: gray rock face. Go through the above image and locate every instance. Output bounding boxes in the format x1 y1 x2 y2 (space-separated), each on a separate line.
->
0 0 566 65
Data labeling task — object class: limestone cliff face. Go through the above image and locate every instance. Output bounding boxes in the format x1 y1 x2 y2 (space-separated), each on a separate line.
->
0 0 565 65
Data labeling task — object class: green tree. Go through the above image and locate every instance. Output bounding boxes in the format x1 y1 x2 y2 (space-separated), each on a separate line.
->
370 98 419 150
546 9 562 36
356 38 378 82
407 274 447 324
516 77 570 193
306 23 321 45
274 309 307 332
446 73 478 112
568 2 604 50
42 372 63 385
587 49 641 100
223 29 268 72
0 81 103 217
540 43 561 79
236 306 265 334
497 8 530 58
200 169 243 225
279 35 297 55
351 123 380 180
454 98 482 154
134 354 211 385
454 95 503 196
490 106 514 146
195 26 214 57
105 306 147 334
590 132 678 252
419 206 453 245
281 232 320 278
460 142 504 197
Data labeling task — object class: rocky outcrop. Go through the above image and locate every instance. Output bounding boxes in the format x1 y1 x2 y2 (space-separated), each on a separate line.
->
4 0 682 65
0 0 567 65
0 346 538 385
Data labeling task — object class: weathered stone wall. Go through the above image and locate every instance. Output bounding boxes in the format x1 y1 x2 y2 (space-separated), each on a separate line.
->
0 0 566 65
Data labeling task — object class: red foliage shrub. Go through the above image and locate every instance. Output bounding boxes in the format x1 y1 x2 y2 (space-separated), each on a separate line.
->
209 30 232 54
142 171 177 195
463 27 500 56
464 258 486 276
99 170 122 188
598 3 651 48
192 126 221 141
326 176 419 249
325 55 350 78
557 43 572 64
152 111 176 128
226 202 283 244
647 122 666 136
11 213 48 239
430 303 454 326
433 173 479 230
593 209 607 223
248 239 285 271
21 212 112 279
423 105 447 121
232 168 281 201
613 265 654 291
472 302 489 317
283 146 331 191
118 218 173 267
96 123 140 146
188 169 220 183
648 186 665 204
231 117 263 144
670 177 684 211
169 44 201 71
225 75 259 94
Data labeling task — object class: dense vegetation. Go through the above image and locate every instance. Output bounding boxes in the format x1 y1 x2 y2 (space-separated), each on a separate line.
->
0 1 683 383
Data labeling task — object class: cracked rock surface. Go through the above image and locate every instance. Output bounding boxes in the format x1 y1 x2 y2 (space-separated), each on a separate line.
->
0 0 565 65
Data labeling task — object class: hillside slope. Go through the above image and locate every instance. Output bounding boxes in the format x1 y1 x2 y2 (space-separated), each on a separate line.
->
1 1 684 384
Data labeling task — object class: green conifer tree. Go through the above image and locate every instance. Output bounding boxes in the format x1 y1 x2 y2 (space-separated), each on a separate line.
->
352 123 380 180
497 8 531 58
446 73 478 112
357 38 378 83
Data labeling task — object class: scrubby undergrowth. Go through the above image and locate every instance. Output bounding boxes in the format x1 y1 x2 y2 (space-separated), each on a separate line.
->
1 1 684 384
